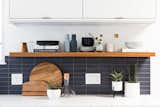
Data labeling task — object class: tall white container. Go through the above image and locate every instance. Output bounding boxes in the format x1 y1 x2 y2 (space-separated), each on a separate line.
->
125 82 140 97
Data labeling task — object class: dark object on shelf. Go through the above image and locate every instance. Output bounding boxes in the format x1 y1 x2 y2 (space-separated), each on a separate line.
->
21 42 28 52
70 34 77 52
82 37 94 47
37 41 59 46
80 37 95 52
34 49 58 52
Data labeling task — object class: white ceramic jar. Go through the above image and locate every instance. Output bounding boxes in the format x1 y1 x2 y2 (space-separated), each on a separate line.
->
47 89 61 100
106 43 114 52
112 81 123 91
125 82 140 97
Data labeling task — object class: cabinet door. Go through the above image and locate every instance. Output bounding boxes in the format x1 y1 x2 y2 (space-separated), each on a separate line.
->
120 0 156 18
84 0 156 19
10 0 82 19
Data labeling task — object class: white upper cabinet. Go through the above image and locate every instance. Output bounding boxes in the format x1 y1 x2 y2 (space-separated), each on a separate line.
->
84 0 156 19
10 0 82 19
9 0 156 23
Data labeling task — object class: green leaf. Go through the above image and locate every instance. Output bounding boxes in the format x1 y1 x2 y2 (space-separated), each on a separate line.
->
110 70 123 81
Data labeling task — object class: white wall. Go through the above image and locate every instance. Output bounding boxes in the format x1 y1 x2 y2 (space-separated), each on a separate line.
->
3 0 160 97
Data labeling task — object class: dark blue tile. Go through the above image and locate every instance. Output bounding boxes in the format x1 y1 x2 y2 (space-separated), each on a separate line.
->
9 68 22 73
73 85 86 94
49 58 62 63
61 57 74 63
0 81 9 86
9 85 22 91
5 56 9 63
74 58 86 64
0 69 8 74
34 57 49 64
140 82 150 86
0 74 8 77
8 57 22 65
86 85 100 94
22 65 34 74
86 57 101 64
140 90 150 94
9 91 21 94
0 90 8 94
0 78 9 82
0 65 8 69
97 85 112 94
23 77 29 82
74 64 86 73
0 86 8 91
8 64 22 69
22 57 35 65
60 64 74 72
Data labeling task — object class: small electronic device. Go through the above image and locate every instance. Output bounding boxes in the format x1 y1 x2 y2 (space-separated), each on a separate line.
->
80 37 95 52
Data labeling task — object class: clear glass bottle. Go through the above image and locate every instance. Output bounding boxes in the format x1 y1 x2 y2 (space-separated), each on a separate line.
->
61 73 76 97
64 34 70 52
113 33 124 52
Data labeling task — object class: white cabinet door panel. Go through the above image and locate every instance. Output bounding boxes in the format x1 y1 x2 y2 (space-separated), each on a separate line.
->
10 0 82 19
84 0 121 18
84 0 156 19
120 0 156 18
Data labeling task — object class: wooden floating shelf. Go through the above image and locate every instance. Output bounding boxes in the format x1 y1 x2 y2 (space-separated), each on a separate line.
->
9 52 155 57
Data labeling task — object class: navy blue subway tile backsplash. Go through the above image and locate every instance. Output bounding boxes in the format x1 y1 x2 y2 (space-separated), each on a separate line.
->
0 56 150 95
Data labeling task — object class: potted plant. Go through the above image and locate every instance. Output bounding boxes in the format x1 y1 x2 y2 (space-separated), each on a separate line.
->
47 82 61 100
125 63 140 97
110 69 123 91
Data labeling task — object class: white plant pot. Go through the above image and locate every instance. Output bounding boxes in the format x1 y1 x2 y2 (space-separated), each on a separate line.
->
125 82 140 98
47 89 61 100
112 81 123 91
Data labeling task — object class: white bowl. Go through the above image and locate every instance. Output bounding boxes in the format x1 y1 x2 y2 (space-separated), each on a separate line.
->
125 41 143 49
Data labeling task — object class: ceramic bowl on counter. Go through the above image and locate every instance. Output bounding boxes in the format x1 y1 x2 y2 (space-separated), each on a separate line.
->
125 41 143 49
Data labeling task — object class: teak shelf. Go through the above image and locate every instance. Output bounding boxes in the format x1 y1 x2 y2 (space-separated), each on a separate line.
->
9 52 155 57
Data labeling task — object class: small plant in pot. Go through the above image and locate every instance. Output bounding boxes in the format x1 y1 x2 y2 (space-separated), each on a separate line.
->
110 69 123 91
47 82 61 100
125 63 140 97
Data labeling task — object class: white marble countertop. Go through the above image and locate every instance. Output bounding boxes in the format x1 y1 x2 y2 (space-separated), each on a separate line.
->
0 95 160 107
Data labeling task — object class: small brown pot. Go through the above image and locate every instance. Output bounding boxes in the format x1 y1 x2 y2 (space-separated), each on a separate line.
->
22 42 28 52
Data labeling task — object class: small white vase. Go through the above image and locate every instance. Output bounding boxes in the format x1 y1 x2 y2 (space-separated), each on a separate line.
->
112 81 123 91
106 43 114 52
125 82 140 97
47 89 61 100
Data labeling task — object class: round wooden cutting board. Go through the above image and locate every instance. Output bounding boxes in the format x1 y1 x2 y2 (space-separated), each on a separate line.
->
29 62 62 87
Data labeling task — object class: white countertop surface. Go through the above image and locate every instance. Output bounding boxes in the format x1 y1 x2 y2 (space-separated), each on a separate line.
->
0 95 160 107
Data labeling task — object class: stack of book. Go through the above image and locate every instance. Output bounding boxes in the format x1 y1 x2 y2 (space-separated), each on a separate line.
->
34 41 60 52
